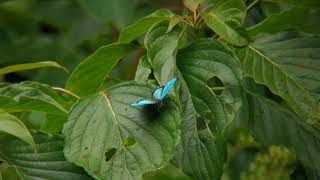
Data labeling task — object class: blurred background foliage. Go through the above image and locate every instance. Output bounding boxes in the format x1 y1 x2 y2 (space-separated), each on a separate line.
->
0 0 181 86
0 0 303 179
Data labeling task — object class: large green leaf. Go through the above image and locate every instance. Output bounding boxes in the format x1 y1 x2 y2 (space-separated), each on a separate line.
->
119 9 174 43
0 61 68 75
63 82 181 180
0 82 70 115
173 80 227 180
248 7 320 36
0 134 93 180
201 0 249 46
0 111 35 150
144 21 242 179
243 89 320 178
177 39 244 133
66 43 135 97
237 31 320 124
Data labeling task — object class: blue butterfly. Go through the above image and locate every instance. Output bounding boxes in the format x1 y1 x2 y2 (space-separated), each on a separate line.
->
130 77 177 107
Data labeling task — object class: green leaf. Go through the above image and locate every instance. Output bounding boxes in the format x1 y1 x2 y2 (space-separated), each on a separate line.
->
0 111 35 150
173 80 227 180
243 89 320 178
0 163 21 180
63 82 181 180
0 61 68 75
78 0 136 28
144 21 242 178
119 9 174 43
143 164 192 180
262 0 320 7
237 31 320 124
183 0 204 13
145 21 186 84
248 7 320 36
202 0 249 46
135 55 152 82
0 82 69 115
66 43 135 97
177 39 244 132
0 134 93 180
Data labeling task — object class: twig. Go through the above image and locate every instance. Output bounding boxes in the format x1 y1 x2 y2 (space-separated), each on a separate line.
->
52 87 80 99
246 0 260 11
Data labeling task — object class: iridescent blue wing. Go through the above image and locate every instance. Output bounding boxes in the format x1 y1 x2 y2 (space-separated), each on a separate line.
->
152 87 164 100
130 99 158 107
161 77 177 99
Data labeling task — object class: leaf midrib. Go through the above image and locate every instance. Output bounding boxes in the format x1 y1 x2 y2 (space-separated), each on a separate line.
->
101 92 133 179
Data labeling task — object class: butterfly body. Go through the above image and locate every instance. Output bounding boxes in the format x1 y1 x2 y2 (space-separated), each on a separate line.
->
130 77 177 107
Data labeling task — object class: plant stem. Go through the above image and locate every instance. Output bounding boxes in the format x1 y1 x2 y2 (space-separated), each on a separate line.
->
246 0 260 11
52 87 80 99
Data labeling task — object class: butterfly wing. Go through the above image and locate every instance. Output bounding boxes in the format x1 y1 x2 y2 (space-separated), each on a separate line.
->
161 77 177 99
130 99 158 107
152 87 164 100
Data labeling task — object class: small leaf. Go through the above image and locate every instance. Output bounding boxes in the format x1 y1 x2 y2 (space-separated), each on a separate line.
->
135 55 152 82
183 0 204 13
202 0 249 46
0 111 35 150
63 82 181 180
66 43 135 97
167 16 185 33
0 61 68 75
0 134 93 180
145 21 187 84
237 30 320 124
119 9 174 43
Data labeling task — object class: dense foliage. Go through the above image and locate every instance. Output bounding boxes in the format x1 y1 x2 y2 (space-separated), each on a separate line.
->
0 0 320 179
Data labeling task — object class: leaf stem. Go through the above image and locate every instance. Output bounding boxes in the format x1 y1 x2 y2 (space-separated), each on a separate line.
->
52 87 80 99
246 0 260 11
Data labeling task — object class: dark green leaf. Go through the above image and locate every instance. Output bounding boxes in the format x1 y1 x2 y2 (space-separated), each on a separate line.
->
173 80 227 180
177 39 244 133
248 7 320 36
63 82 181 180
143 164 192 180
66 43 135 97
202 0 249 46
0 61 68 75
145 22 242 179
0 82 69 115
262 0 320 7
237 31 320 124
0 134 93 180
119 9 174 43
79 0 136 28
0 111 35 150
244 89 320 178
